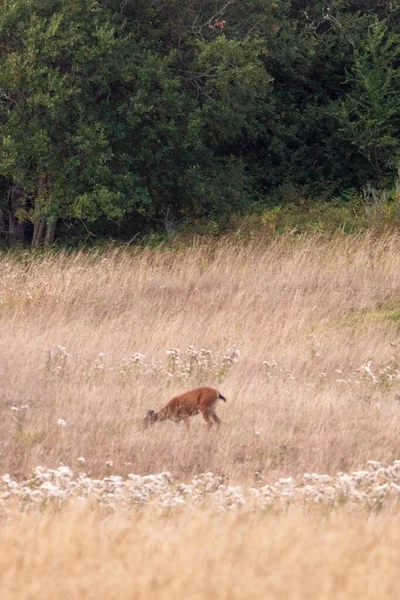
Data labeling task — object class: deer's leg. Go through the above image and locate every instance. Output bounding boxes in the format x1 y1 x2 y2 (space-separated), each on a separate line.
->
200 407 213 429
211 410 222 428
183 417 191 432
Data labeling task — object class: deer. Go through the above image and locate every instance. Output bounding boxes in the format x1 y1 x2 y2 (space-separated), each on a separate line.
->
142 387 226 431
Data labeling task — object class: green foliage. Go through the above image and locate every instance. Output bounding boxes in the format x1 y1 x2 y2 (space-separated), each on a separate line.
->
0 0 141 227
346 300 400 328
0 0 399 245
1 0 275 244
328 17 400 187
226 191 400 240
250 7 400 199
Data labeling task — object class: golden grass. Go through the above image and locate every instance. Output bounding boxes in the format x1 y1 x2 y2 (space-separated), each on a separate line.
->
1 505 400 600
1 232 400 482
2 232 400 598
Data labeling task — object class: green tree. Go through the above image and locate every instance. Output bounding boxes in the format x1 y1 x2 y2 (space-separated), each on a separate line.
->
248 4 400 202
0 0 151 245
328 17 400 188
0 0 275 244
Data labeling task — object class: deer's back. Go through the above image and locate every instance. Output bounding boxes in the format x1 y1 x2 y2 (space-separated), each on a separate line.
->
167 387 219 414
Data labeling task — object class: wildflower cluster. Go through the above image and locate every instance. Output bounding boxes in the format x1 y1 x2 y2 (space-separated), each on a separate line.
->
262 360 295 382
9 404 29 429
262 354 400 390
0 467 173 511
43 345 239 384
120 353 149 378
334 358 400 388
166 345 240 383
118 345 240 383
359 358 400 389
93 352 106 374
250 460 400 510
2 460 400 513
10 404 29 413
46 345 69 376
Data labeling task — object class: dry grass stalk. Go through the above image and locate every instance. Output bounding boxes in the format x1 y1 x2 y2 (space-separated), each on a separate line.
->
1 232 400 482
1 506 400 600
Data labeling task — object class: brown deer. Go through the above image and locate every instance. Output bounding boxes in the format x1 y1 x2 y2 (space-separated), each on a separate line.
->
142 387 226 431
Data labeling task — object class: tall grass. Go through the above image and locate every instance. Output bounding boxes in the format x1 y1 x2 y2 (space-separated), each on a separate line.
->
2 232 400 598
1 232 400 482
1 505 400 600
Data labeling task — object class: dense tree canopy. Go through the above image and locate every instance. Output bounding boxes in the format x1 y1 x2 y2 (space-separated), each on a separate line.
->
0 0 399 244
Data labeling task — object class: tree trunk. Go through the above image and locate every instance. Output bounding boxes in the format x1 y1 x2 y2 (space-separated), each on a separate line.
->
44 220 57 245
31 172 50 247
6 217 24 244
31 219 46 247
14 219 26 243
396 168 400 220
0 209 4 238
8 184 26 244
32 219 57 247
363 183 384 224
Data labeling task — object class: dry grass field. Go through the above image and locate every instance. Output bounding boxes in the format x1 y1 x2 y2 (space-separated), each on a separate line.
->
2 505 400 600
2 232 400 481
1 231 400 598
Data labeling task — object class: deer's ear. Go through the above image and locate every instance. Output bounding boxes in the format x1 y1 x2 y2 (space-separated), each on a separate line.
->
148 410 155 417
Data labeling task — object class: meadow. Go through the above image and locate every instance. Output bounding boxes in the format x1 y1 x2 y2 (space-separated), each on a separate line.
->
1 232 400 598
